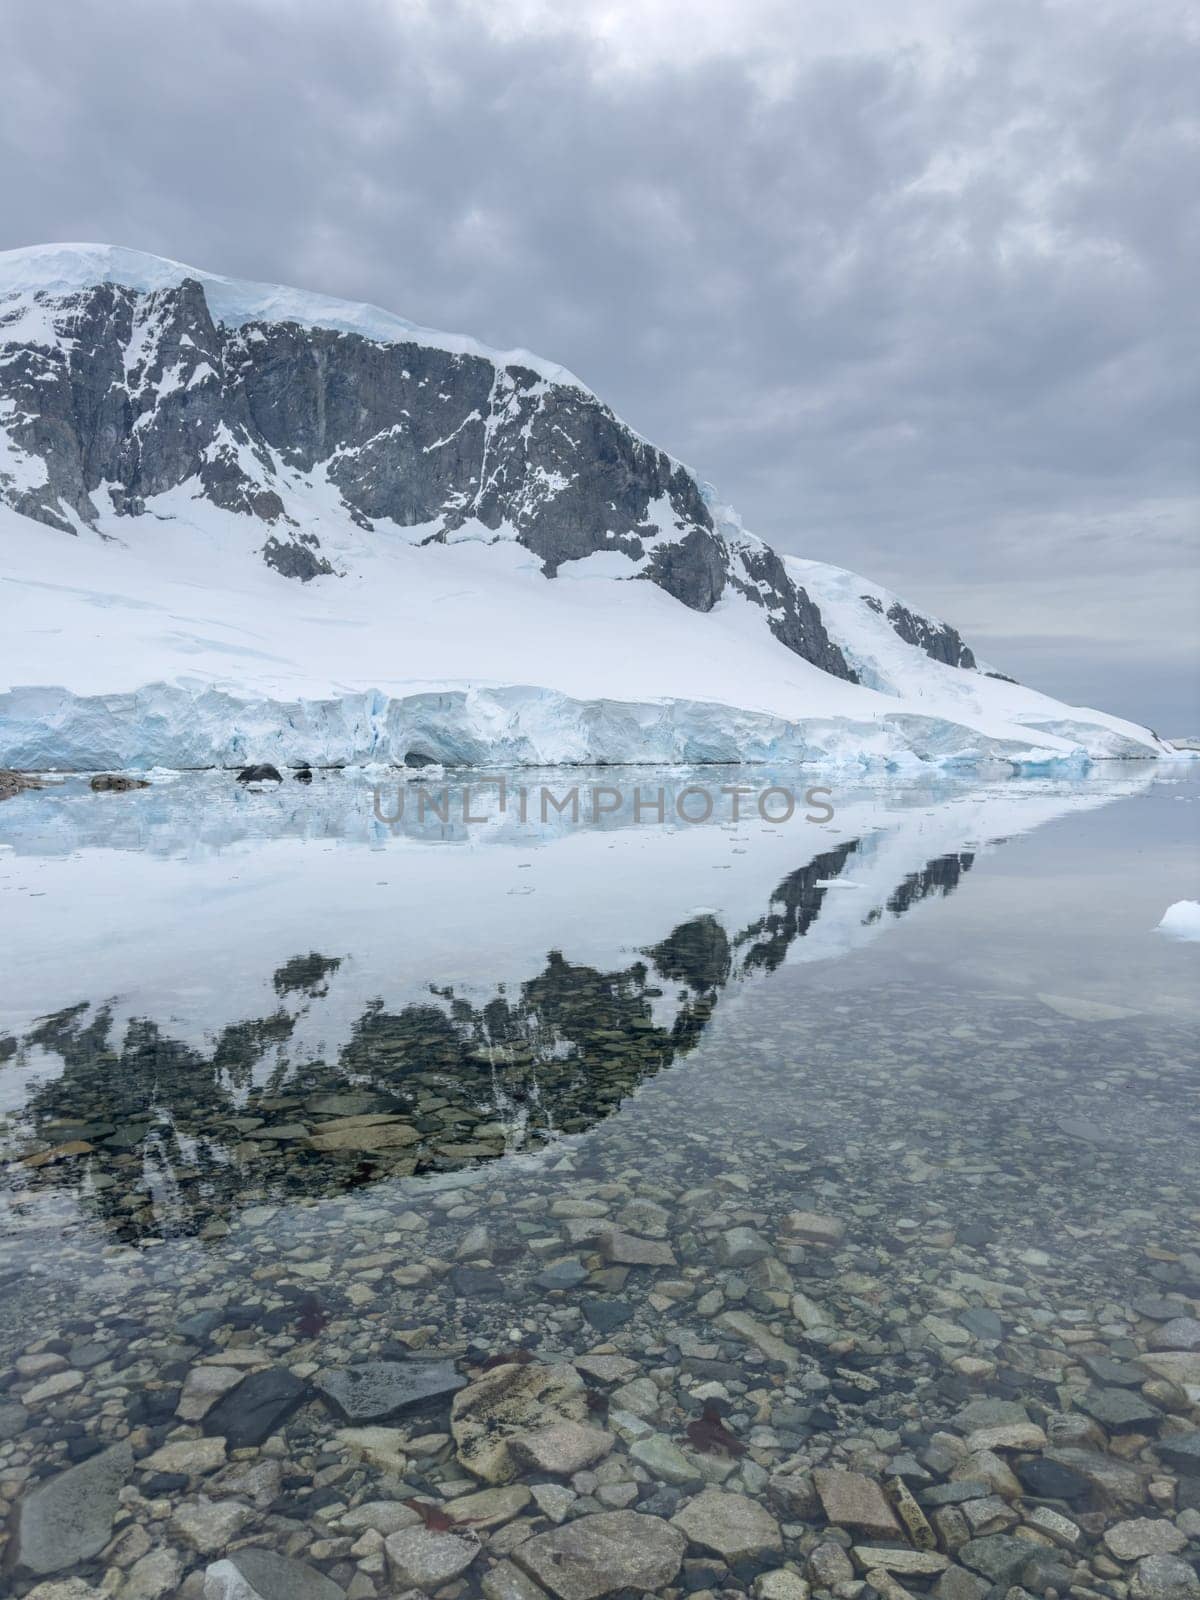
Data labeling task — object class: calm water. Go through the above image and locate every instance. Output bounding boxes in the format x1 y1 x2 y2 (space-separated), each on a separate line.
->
0 764 1197 1597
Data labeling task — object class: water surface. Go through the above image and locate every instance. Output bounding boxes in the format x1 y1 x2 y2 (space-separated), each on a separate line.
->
0 764 1196 1597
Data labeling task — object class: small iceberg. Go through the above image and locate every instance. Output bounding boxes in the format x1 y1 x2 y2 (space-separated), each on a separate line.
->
1156 900 1200 942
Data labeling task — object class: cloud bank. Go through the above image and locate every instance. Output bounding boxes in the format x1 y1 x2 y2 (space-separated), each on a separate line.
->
2 0 1196 727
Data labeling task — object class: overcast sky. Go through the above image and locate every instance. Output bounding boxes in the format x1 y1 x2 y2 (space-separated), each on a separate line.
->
3 0 1197 729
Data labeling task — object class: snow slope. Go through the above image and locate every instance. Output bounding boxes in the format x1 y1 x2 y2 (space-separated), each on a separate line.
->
0 246 1179 772
786 557 1172 764
0 494 1166 772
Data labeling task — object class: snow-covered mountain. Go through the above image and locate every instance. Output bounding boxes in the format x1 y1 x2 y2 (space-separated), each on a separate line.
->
0 244 1175 771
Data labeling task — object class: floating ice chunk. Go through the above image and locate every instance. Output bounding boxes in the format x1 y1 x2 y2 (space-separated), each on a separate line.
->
1156 900 1200 942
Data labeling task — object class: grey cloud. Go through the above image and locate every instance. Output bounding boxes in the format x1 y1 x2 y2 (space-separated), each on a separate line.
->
1 0 1196 728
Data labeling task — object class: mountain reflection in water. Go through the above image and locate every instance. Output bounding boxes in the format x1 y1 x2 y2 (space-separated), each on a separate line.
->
0 765 1160 1245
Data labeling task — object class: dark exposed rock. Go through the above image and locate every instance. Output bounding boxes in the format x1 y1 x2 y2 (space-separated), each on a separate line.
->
236 764 283 785
0 770 44 801
0 273 856 680
261 534 335 581
862 593 977 668
89 773 150 791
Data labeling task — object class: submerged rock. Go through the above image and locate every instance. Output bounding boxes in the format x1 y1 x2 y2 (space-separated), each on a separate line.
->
11 1441 132 1575
385 1524 482 1588
510 1419 615 1475
812 1468 902 1537
1105 1519 1189 1561
203 1548 345 1599
514 1509 687 1600
451 1360 588 1484
1129 1555 1200 1600
671 1487 783 1561
314 1358 464 1422
203 1366 308 1447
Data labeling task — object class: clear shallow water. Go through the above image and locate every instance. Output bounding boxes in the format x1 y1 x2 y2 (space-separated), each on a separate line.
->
0 764 1197 1598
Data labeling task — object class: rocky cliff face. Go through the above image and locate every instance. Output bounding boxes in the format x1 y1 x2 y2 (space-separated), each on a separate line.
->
0 266 855 680
863 594 977 669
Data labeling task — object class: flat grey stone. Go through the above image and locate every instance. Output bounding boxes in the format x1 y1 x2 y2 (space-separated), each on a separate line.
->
1130 1554 1200 1600
959 1307 1003 1341
170 1497 253 1554
672 1488 783 1561
385 1524 482 1588
22 1582 108 1600
123 1547 184 1600
204 1548 346 1600
1135 1296 1190 1321
13 1442 133 1576
953 1399 1030 1432
598 1230 676 1267
177 1365 245 1421
853 1548 949 1576
933 1568 990 1600
482 1559 554 1600
1157 1432 1200 1475
315 1358 464 1422
959 1535 1041 1584
812 1469 901 1537
808 1545 856 1587
1105 1520 1188 1561
537 1258 589 1291
1076 1387 1162 1432
510 1420 614 1475
0 1399 30 1440
1149 1318 1200 1353
715 1227 771 1267
515 1510 686 1600
630 1433 702 1486
1080 1352 1148 1387
1040 1446 1147 1506
920 1480 992 1507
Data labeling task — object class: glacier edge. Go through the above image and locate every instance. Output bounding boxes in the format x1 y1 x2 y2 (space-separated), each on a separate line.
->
0 680 1170 775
